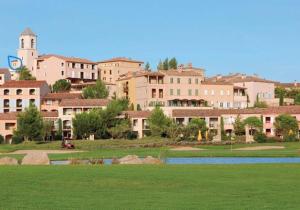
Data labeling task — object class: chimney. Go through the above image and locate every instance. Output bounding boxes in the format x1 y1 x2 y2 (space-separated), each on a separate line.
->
178 64 184 72
187 63 193 68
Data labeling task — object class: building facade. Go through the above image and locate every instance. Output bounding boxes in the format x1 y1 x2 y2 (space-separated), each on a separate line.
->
0 80 50 113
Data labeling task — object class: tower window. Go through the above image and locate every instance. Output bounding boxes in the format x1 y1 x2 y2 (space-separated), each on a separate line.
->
21 39 24 48
31 39 34 48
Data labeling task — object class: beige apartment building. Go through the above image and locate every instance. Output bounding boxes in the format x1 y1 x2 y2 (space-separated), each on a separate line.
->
208 73 276 107
116 65 248 110
0 111 58 144
0 80 50 113
58 98 109 138
98 57 144 84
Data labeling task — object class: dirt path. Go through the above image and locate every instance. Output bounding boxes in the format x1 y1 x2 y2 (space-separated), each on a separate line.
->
6 150 84 155
169 146 206 151
234 146 285 151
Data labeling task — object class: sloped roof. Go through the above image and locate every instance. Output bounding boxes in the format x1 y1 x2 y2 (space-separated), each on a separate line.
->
98 57 144 64
37 54 97 64
123 111 151 118
117 71 164 81
159 69 204 77
0 111 58 120
21 28 36 36
0 80 47 88
172 106 300 117
59 99 109 107
0 68 10 74
207 73 275 84
43 93 82 100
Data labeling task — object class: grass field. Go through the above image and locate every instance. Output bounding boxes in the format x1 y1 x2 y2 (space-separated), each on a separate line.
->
1 139 300 160
0 164 300 210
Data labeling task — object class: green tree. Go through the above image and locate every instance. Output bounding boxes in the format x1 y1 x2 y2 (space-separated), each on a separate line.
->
166 122 182 141
148 106 172 137
243 116 263 135
55 118 63 140
108 119 131 139
15 104 43 141
72 98 129 139
145 62 150 71
233 115 245 136
163 58 169 70
254 95 268 108
168 57 178 69
275 87 287 98
52 79 71 93
17 66 36 80
41 120 53 141
157 60 163 70
274 114 299 141
220 117 227 140
0 134 4 144
185 118 207 141
295 93 300 105
83 80 109 99
137 104 142 111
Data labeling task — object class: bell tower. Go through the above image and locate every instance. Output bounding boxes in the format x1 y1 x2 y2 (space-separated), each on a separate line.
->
17 28 38 74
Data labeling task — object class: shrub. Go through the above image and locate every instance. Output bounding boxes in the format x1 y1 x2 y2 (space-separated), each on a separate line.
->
126 131 138 140
254 132 267 143
0 135 4 144
12 135 23 144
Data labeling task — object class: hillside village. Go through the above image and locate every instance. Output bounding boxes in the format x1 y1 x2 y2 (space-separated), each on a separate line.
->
0 28 300 143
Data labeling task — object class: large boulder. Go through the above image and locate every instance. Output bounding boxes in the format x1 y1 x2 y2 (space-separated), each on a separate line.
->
118 155 143 164
0 157 19 165
22 152 50 165
142 156 162 164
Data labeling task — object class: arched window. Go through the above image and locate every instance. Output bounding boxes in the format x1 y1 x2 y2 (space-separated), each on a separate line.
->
31 39 34 48
21 39 24 48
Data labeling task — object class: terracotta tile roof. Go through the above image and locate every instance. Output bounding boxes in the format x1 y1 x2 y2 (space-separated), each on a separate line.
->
59 99 110 107
124 111 151 118
43 93 82 100
21 28 36 36
0 112 18 120
159 69 204 77
117 71 164 81
276 82 300 88
37 54 97 64
98 57 144 64
0 80 48 88
201 81 232 86
207 73 275 84
0 111 58 120
42 111 59 118
0 68 10 74
172 106 300 117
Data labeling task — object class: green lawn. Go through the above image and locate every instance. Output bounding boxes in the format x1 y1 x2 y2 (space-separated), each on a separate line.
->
1 139 300 160
0 164 300 209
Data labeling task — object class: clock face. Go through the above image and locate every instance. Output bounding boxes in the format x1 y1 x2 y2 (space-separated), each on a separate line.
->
7 56 23 71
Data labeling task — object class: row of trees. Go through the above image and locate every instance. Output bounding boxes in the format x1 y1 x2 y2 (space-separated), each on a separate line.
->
275 86 300 106
157 57 178 70
72 98 136 139
12 105 62 143
148 106 299 142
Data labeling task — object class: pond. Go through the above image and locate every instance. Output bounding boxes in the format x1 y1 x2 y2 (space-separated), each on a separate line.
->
51 157 300 165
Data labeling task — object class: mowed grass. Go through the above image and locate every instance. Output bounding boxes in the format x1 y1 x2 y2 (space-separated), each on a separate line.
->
1 139 300 160
0 164 300 210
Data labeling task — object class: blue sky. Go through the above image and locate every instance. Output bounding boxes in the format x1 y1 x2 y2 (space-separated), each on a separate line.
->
0 0 299 82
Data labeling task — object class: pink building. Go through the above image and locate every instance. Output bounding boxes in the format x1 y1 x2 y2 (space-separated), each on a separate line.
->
0 80 50 113
41 92 82 112
0 111 58 144
58 98 109 138
35 54 98 85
